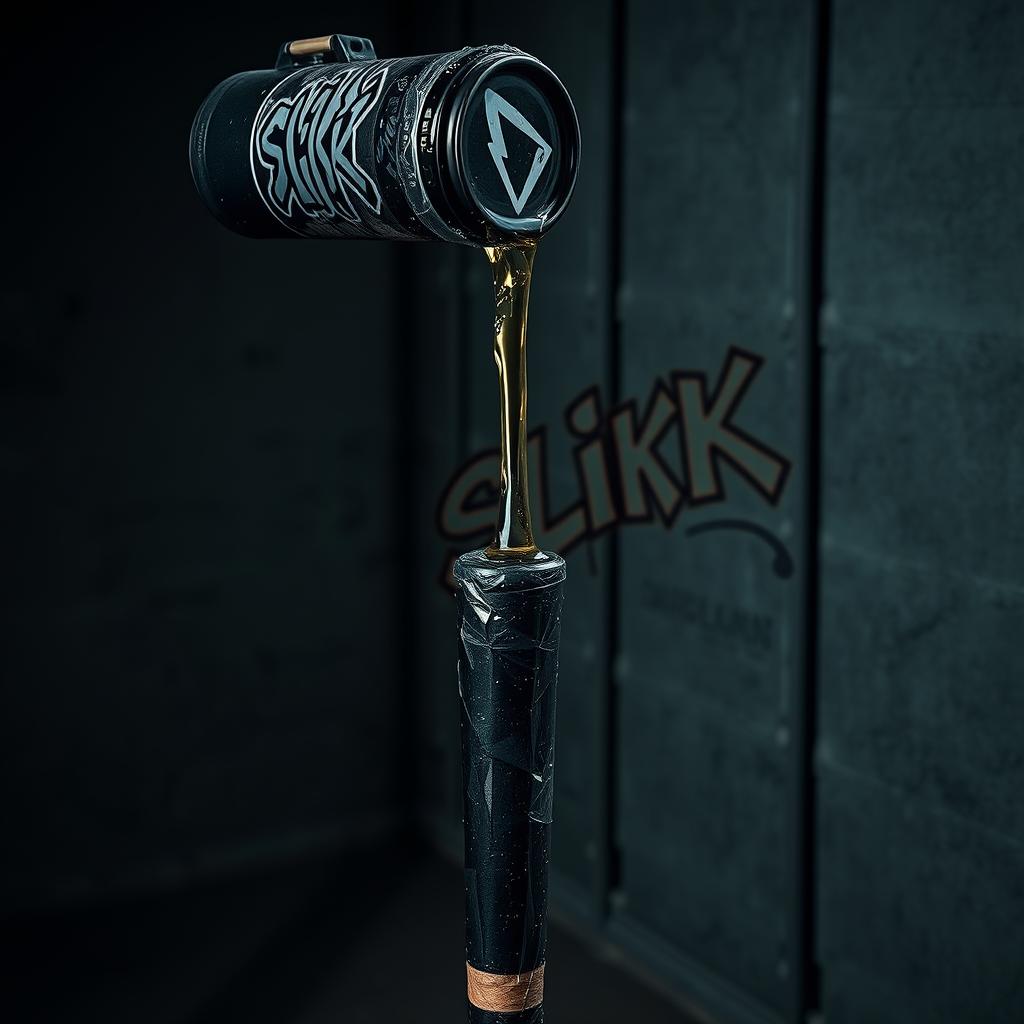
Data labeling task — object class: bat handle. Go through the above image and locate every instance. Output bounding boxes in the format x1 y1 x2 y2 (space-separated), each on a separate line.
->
455 549 566 1023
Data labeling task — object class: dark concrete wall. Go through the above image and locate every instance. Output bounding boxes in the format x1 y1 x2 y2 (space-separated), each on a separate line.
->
611 4 813 1022
1 9 408 906
816 3 1024 1021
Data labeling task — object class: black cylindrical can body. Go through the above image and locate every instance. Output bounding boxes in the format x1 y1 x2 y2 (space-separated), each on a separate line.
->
455 549 566 1023
190 44 580 246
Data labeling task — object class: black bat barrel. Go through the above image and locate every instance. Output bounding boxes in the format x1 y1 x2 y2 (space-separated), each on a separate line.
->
189 34 580 245
455 549 566 1023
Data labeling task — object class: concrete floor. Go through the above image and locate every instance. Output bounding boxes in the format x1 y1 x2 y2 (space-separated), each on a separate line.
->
4 845 699 1023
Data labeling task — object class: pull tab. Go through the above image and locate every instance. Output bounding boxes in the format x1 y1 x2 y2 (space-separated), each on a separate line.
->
275 34 377 69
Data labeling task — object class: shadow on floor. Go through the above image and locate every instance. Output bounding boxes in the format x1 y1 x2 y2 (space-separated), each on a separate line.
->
3 843 699 1023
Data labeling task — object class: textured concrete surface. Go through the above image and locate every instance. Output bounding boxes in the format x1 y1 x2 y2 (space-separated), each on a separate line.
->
0 8 408 906
615 2 811 1019
2 847 698 1024
818 2 1024 1020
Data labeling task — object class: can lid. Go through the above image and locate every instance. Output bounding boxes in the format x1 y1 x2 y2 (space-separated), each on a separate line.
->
440 52 580 240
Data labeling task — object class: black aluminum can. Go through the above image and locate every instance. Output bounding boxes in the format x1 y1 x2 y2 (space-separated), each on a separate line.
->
189 34 580 245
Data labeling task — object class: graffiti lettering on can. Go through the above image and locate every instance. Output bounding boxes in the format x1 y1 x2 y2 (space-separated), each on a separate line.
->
252 64 389 234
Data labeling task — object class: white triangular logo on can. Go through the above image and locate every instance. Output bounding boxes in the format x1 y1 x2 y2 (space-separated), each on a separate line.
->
484 89 553 216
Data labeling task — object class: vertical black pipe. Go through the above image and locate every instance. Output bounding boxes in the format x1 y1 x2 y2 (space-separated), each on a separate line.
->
793 0 832 1016
601 0 628 913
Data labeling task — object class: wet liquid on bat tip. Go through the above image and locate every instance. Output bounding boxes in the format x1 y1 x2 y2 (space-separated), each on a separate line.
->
483 239 541 561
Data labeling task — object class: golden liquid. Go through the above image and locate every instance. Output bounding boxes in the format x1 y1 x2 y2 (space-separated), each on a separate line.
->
483 241 539 559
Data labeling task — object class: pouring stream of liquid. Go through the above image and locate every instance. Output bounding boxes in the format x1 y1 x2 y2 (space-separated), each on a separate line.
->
483 241 539 559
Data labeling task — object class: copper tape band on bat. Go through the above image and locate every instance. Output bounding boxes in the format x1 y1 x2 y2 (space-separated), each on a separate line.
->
467 963 545 1013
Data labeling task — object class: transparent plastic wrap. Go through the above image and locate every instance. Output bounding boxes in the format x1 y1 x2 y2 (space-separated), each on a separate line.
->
455 549 566 1023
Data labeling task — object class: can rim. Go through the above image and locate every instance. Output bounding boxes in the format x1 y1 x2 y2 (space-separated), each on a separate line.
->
440 51 581 242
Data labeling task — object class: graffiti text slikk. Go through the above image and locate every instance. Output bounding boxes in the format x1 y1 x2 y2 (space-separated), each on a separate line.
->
437 346 792 585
